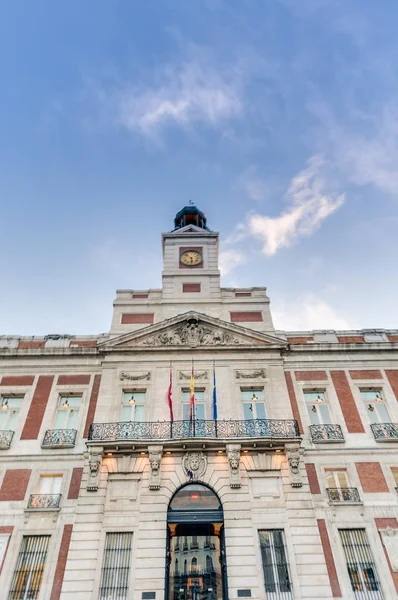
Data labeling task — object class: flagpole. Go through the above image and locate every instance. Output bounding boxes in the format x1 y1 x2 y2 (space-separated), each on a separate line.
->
213 360 218 438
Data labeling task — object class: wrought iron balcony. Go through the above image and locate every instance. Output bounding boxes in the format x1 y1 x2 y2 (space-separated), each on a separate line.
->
309 424 344 443
0 430 14 449
88 419 300 443
27 494 62 510
371 423 398 441
327 488 361 503
41 429 77 448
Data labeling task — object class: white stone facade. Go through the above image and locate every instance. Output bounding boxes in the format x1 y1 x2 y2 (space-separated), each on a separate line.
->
0 207 397 600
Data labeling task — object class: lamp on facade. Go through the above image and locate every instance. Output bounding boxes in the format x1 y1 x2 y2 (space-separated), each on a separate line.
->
368 404 375 412
62 398 69 409
375 393 382 403
316 395 324 403
129 394 135 405
312 405 317 413
1 398 8 411
251 392 259 403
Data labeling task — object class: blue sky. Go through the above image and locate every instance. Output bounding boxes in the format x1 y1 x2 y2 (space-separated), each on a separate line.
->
1 0 398 335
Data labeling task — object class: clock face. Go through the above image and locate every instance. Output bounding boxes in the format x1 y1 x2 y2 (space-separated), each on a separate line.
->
180 250 203 266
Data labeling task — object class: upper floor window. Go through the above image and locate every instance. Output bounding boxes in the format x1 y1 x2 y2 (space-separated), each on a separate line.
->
182 390 205 420
361 389 391 424
0 396 24 431
54 395 82 430
241 389 266 420
304 391 332 425
259 530 293 598
38 474 62 495
121 391 145 423
326 469 349 489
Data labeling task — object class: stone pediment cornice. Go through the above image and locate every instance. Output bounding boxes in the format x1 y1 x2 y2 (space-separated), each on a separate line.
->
100 311 287 351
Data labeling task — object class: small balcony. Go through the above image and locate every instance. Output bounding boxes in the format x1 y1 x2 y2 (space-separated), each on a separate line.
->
88 419 300 446
309 424 344 443
327 487 361 504
27 494 62 510
41 429 77 449
0 430 14 450
371 423 398 441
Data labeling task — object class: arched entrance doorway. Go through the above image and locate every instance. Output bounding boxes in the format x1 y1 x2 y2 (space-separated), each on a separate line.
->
166 484 228 600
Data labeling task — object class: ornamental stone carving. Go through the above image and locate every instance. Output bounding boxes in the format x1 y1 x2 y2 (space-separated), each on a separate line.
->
235 369 266 379
148 445 163 490
182 451 208 481
87 448 103 492
120 371 151 381
132 318 249 348
286 444 303 488
179 370 208 380
226 444 241 488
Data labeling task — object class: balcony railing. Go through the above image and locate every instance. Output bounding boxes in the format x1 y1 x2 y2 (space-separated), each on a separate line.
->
327 488 361 503
41 429 77 448
88 419 300 443
371 423 398 441
309 424 344 443
0 430 14 449
27 494 62 510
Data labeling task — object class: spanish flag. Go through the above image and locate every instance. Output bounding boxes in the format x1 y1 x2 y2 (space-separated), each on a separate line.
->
189 365 195 421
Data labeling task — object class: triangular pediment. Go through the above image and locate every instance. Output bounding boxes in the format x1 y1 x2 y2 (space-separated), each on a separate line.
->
100 311 287 350
169 224 211 235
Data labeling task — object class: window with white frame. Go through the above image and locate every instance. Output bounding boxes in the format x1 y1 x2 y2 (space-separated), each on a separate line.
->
241 389 266 420
37 475 62 495
339 529 383 598
361 389 391 424
8 535 50 600
121 391 145 423
304 391 332 425
53 395 82 430
326 469 349 490
0 396 24 431
182 389 205 420
99 532 133 600
259 529 293 598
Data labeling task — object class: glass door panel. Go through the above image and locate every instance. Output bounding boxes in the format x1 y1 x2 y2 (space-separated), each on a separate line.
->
169 534 223 600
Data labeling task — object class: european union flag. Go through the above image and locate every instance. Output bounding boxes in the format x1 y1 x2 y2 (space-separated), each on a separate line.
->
212 367 218 420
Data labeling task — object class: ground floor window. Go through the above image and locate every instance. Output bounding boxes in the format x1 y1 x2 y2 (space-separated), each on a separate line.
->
259 529 293 599
99 532 133 600
339 529 383 599
8 535 50 600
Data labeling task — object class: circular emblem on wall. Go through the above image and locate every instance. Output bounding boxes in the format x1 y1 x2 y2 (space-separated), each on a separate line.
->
182 451 207 481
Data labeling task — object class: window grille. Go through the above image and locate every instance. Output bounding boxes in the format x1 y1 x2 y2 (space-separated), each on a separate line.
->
339 529 383 599
99 532 133 600
259 530 293 599
8 535 50 600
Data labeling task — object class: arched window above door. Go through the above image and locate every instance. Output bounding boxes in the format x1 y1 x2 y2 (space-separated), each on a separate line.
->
169 484 221 512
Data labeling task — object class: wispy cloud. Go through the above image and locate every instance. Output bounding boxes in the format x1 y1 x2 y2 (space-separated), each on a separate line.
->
273 293 355 330
219 249 246 276
112 56 243 139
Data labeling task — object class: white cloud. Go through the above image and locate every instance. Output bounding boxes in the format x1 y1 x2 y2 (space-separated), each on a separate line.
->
219 250 246 276
114 58 243 138
247 156 344 255
273 294 355 330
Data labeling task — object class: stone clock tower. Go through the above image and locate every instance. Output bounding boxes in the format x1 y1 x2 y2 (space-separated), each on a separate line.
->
161 204 221 301
110 204 274 334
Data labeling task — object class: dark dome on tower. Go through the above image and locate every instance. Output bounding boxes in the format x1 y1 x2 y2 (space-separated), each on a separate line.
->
174 204 209 230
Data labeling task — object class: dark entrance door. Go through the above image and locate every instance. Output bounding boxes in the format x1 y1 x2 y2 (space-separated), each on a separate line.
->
166 484 228 600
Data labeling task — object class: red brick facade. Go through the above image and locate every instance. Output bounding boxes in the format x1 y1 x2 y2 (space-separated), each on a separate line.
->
295 371 328 381
0 375 35 386
331 371 365 433
69 340 97 347
230 311 263 322
284 372 303 433
349 370 383 379
121 313 154 324
182 283 201 293
375 518 398 593
0 526 13 574
305 463 321 495
57 374 91 386
337 335 365 343
20 375 54 440
356 462 388 493
385 370 398 401
317 520 342 597
287 336 313 344
18 340 45 349
67 468 84 500
50 524 73 600
0 469 31 501
84 374 102 438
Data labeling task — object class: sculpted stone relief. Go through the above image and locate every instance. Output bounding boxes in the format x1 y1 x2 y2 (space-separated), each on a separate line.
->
235 369 266 379
120 372 151 381
129 318 253 348
182 451 208 481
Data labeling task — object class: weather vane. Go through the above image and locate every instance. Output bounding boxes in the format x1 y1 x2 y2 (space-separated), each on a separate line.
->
188 199 194 206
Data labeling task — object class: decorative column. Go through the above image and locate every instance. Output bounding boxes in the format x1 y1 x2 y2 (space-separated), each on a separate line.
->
148 445 163 490
285 442 303 488
86 446 103 491
226 443 241 488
